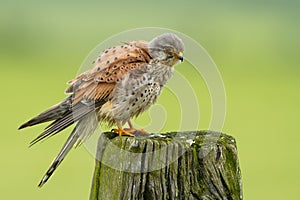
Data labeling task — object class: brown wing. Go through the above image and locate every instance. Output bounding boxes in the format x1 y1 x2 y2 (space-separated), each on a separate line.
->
66 40 151 104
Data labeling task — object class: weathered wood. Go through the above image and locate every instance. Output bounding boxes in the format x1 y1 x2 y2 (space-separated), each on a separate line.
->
90 131 242 200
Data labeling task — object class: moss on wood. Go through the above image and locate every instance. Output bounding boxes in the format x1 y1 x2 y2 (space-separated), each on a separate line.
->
90 131 242 200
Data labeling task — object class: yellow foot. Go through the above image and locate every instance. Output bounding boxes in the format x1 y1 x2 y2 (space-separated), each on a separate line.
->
111 128 135 137
124 128 149 134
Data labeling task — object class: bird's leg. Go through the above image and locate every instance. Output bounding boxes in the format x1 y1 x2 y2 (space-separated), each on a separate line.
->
123 120 148 134
112 121 135 137
123 120 135 132
128 119 134 129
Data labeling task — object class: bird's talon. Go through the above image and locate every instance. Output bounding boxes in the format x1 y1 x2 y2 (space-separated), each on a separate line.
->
123 128 149 135
111 128 134 137
122 131 135 137
136 129 149 134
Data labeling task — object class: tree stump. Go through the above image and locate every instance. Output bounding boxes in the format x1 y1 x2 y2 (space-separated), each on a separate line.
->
90 131 242 200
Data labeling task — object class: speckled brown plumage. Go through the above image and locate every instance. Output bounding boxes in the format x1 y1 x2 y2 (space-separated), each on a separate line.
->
67 41 151 104
19 33 185 187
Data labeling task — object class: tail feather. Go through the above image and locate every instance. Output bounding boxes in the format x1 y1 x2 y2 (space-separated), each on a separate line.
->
19 98 71 130
19 97 105 187
38 112 98 187
38 123 79 187
29 99 104 146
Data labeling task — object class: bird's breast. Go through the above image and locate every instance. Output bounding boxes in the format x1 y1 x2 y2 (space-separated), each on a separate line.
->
98 63 173 125
109 72 162 123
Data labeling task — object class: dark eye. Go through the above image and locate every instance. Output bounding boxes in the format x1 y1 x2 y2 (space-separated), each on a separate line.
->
166 54 173 59
164 46 174 59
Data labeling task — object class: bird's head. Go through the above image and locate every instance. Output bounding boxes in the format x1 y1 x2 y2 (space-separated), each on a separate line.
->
148 33 185 67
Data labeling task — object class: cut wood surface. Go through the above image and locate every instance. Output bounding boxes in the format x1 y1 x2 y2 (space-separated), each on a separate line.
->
90 131 243 200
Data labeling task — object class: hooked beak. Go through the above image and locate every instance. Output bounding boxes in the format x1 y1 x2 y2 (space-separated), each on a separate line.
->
177 52 184 62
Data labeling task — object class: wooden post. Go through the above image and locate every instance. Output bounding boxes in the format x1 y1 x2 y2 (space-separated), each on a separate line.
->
90 131 243 200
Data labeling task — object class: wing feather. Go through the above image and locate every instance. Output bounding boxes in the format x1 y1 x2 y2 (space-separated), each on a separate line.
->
67 41 151 105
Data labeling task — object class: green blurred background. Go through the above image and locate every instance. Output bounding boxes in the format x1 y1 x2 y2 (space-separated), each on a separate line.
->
1 0 299 199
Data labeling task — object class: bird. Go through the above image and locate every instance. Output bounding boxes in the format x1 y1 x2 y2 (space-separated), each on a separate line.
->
19 32 185 187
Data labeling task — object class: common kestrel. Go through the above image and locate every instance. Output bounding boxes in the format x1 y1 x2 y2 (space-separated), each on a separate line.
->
19 33 185 187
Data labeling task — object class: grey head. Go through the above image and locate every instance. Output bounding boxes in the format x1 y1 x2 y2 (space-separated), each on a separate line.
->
148 33 185 66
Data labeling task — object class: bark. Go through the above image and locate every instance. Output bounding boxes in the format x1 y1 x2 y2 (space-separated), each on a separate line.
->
90 131 242 200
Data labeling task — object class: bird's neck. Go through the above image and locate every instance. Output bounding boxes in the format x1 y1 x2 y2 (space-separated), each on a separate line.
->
149 61 174 86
